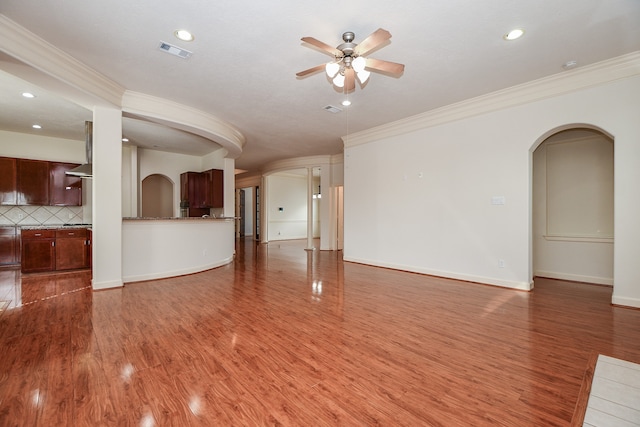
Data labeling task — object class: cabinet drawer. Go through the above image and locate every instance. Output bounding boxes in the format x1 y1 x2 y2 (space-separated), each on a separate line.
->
22 229 55 239
56 229 87 239
0 226 17 236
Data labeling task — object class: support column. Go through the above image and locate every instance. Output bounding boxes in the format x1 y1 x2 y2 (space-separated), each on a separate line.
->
306 167 314 250
92 106 123 290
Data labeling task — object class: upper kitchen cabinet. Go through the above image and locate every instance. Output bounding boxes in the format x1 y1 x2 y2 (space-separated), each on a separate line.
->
17 159 49 205
0 157 17 205
180 169 224 216
0 157 82 206
49 162 82 206
205 169 224 209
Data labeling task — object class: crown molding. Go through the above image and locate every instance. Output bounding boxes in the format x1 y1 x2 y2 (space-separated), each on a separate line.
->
122 91 245 159
263 154 336 175
343 51 640 148
0 14 125 107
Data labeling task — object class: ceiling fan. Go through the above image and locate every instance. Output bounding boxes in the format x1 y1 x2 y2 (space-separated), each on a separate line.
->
296 28 405 92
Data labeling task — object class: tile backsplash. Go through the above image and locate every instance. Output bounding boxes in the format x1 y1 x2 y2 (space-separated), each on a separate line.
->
0 206 85 226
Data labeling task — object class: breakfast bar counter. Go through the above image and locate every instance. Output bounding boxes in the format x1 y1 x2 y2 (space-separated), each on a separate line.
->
122 217 234 283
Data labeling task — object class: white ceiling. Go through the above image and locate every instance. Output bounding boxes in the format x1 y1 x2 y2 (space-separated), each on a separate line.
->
1 1 639 173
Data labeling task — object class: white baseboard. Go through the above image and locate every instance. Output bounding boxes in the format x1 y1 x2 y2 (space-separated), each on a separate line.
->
122 256 234 284
534 270 613 286
92 278 124 290
612 295 640 309
343 256 532 291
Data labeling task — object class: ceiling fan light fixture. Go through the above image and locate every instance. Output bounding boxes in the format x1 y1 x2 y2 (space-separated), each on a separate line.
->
326 62 340 78
352 56 366 72
333 73 345 88
357 70 370 84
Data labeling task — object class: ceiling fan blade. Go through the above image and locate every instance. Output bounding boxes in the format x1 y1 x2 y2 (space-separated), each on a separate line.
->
301 37 342 57
344 68 356 92
296 64 326 77
354 28 392 56
365 58 405 76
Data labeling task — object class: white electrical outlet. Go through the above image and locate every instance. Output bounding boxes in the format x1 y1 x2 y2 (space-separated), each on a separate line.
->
498 259 505 268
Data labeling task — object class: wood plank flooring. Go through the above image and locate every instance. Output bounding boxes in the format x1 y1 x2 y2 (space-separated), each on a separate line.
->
1 238 640 426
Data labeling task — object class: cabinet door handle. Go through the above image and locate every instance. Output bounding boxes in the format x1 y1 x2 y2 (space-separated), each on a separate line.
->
52 241 55 247
35 233 42 237
68 232 75 236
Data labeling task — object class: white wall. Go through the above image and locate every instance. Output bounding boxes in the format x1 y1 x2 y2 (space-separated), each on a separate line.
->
0 130 85 162
533 130 614 285
267 172 307 241
136 148 202 217
344 74 640 303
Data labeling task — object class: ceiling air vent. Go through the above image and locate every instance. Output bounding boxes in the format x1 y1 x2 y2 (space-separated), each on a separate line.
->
323 105 342 114
158 41 193 59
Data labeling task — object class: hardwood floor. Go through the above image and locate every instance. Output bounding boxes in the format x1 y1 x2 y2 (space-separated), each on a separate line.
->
1 238 640 426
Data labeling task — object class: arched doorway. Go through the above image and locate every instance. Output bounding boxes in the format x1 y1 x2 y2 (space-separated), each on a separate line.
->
141 174 174 218
532 126 614 286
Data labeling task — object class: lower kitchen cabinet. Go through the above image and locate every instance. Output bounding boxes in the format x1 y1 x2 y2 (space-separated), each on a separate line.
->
21 229 55 273
21 228 91 273
0 226 19 266
55 228 88 270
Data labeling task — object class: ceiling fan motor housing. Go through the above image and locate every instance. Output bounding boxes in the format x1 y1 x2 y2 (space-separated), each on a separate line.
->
337 31 357 58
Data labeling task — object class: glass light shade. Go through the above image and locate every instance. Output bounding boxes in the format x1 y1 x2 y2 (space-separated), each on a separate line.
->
325 62 340 78
357 70 370 84
352 56 366 72
333 73 345 88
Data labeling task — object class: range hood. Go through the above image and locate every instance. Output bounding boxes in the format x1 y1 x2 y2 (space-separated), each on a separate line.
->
66 121 93 178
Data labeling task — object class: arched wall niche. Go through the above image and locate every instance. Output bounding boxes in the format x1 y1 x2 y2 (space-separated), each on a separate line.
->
141 173 174 218
530 122 614 289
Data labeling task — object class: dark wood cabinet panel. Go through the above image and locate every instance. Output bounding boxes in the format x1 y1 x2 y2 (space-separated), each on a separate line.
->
17 159 50 205
205 169 224 208
0 227 18 266
181 172 210 214
21 229 56 273
0 157 17 205
55 229 88 270
181 169 224 215
21 228 90 273
49 162 82 206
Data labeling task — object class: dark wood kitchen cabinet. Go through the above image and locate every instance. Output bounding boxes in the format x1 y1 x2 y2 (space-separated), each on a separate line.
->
204 168 224 208
180 169 224 216
17 159 50 205
0 157 17 205
180 171 210 216
55 228 88 270
21 228 90 273
0 226 19 266
49 162 82 206
21 229 56 273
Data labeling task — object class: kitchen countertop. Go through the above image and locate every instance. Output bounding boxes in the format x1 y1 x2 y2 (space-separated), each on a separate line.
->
17 224 92 230
122 216 236 220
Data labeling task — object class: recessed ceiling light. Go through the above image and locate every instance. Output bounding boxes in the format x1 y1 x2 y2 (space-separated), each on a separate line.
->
32 124 42 129
503 28 525 41
341 100 351 107
22 92 35 98
122 138 129 142
562 60 578 70
174 29 194 42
